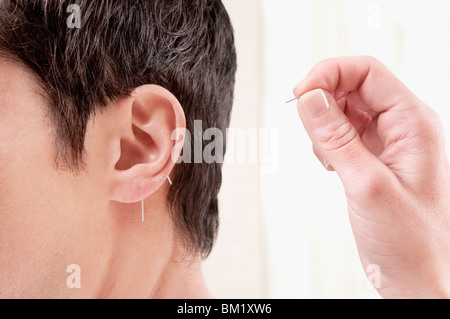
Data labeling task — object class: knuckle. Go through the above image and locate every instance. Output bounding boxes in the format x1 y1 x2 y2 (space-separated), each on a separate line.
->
308 60 337 86
354 173 389 202
319 121 358 153
425 107 444 135
363 55 381 65
410 105 445 144
312 58 335 72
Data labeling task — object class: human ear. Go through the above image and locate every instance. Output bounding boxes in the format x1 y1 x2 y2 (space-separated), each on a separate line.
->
108 85 186 203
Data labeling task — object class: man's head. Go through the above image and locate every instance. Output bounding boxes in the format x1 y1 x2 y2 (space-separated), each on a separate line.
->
0 0 236 297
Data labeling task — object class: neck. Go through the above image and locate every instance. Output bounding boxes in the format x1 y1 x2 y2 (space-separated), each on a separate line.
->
88 200 211 299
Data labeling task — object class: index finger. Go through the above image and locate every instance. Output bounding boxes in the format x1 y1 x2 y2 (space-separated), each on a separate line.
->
294 56 417 114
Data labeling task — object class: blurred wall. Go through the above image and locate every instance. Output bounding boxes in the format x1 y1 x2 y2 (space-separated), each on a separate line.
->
204 0 450 299
203 0 267 299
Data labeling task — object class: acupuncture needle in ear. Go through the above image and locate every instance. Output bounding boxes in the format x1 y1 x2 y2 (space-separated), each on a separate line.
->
286 96 300 104
154 176 165 183
141 190 145 223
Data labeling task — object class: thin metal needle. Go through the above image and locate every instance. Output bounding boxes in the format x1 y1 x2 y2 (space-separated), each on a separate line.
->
286 96 300 104
154 175 172 185
141 190 145 223
141 175 173 223
154 176 165 183
142 199 144 223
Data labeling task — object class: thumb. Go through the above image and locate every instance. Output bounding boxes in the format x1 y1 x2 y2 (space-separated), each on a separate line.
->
297 89 390 192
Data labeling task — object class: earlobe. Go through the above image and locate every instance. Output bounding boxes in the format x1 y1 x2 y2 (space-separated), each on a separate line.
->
109 85 186 204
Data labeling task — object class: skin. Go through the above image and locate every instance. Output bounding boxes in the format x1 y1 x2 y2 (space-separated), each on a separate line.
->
295 56 450 299
2 52 448 299
0 57 210 298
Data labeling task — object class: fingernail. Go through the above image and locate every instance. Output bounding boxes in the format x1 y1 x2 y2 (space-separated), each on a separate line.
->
300 89 330 119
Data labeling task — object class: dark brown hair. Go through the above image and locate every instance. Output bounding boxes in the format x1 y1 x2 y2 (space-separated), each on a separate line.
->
0 0 237 258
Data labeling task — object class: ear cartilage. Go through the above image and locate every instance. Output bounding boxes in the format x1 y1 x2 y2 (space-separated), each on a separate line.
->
286 96 300 104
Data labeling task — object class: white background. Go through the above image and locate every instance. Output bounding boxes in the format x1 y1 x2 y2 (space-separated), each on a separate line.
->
204 0 450 298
